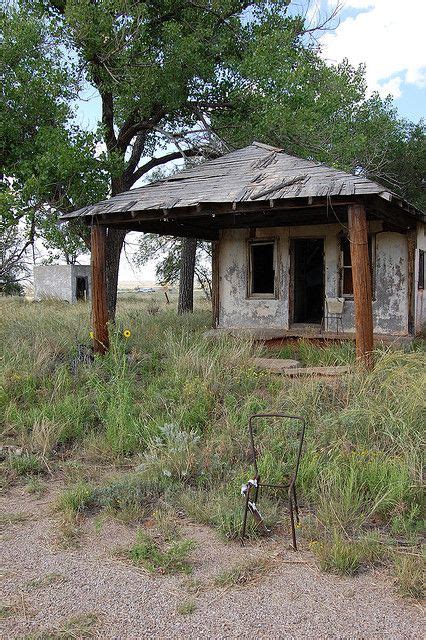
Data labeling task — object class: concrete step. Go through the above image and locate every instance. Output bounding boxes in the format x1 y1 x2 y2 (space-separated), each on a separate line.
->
252 357 350 377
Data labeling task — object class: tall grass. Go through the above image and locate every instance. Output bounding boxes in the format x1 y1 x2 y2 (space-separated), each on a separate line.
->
1 295 424 582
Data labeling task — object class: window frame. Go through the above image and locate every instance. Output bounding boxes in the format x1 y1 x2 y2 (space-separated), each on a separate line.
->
247 238 279 300
339 233 376 299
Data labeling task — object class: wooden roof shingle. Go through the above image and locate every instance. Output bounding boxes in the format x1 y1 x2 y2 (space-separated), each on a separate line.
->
60 142 423 222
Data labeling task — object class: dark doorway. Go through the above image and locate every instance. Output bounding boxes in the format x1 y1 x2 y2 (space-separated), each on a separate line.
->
76 276 88 301
292 238 324 324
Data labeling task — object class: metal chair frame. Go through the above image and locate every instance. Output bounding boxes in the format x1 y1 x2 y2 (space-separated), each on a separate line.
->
322 297 345 334
241 413 305 551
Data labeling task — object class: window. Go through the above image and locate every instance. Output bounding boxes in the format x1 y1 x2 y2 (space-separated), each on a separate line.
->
419 250 425 290
248 240 277 298
339 234 374 297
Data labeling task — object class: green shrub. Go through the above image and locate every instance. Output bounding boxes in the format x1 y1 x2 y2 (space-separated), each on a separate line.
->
57 482 96 515
313 535 364 575
8 452 43 476
124 531 194 574
393 555 425 599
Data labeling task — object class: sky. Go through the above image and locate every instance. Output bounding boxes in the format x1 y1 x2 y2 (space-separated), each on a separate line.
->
73 0 426 285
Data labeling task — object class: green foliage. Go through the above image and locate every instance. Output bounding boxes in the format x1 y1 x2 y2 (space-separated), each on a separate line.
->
393 555 425 599
8 452 43 476
177 599 197 616
95 471 170 521
124 531 194 574
57 482 96 515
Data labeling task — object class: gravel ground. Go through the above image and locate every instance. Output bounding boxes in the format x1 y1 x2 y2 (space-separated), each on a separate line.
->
1 485 424 639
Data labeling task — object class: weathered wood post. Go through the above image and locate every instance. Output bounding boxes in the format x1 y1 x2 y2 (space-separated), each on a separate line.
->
91 224 109 354
348 203 374 369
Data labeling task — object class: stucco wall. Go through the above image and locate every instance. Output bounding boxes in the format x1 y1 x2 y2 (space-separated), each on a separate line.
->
218 222 410 336
34 265 91 303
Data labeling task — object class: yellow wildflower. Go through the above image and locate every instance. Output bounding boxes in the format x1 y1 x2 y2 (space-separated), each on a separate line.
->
123 329 131 338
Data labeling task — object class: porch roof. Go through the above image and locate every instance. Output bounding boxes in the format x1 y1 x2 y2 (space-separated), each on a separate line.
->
61 142 424 240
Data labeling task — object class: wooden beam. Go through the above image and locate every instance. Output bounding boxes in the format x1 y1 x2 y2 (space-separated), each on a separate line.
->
348 204 374 369
211 238 220 328
104 220 219 241
91 225 109 354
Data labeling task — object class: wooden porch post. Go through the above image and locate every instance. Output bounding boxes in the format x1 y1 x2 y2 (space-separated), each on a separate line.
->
211 239 220 328
348 203 374 369
91 224 109 354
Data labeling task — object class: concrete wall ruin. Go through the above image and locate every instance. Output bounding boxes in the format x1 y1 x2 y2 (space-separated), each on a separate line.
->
217 220 418 336
34 265 91 304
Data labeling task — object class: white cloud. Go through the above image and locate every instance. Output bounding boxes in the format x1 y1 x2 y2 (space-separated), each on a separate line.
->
320 0 426 98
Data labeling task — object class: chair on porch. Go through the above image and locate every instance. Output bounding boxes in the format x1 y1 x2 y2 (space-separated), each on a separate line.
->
322 297 345 333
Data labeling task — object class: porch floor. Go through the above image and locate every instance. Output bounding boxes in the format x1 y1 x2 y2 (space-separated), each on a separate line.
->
204 326 413 346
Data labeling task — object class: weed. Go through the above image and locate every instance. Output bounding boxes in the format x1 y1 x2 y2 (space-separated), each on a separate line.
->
152 505 180 541
25 612 99 639
0 298 424 579
181 576 206 595
26 477 46 496
123 531 194 574
56 482 96 516
8 452 43 476
55 514 82 549
25 573 67 591
393 555 425 599
311 532 386 576
177 599 196 615
214 557 274 587
0 512 31 530
96 472 169 522
0 604 14 619
312 535 363 575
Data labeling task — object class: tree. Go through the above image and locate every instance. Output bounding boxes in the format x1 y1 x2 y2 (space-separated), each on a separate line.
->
1 6 108 266
21 0 333 319
134 233 212 302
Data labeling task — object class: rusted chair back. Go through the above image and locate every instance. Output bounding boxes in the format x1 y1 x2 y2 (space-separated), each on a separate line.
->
242 413 305 550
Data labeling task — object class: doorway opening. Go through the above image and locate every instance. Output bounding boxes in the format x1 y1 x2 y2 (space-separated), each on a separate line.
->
291 238 324 324
76 276 88 301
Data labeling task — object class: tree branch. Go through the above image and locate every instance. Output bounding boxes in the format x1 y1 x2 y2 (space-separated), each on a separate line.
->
129 147 218 187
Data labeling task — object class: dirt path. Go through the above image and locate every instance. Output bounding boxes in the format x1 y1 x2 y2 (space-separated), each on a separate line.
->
1 485 423 639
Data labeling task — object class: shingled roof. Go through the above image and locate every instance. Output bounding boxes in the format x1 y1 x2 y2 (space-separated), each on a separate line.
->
61 142 423 229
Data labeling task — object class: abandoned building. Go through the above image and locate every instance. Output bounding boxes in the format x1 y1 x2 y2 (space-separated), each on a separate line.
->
34 264 91 303
60 142 425 365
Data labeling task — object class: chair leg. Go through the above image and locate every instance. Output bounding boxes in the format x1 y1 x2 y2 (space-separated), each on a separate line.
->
254 476 260 503
289 494 297 551
241 484 251 545
292 485 299 525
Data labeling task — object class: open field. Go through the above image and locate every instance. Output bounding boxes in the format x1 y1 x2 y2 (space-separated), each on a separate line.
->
1 296 425 638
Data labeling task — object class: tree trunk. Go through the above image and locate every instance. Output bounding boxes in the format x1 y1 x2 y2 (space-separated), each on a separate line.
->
104 175 128 322
105 227 127 321
178 237 197 314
